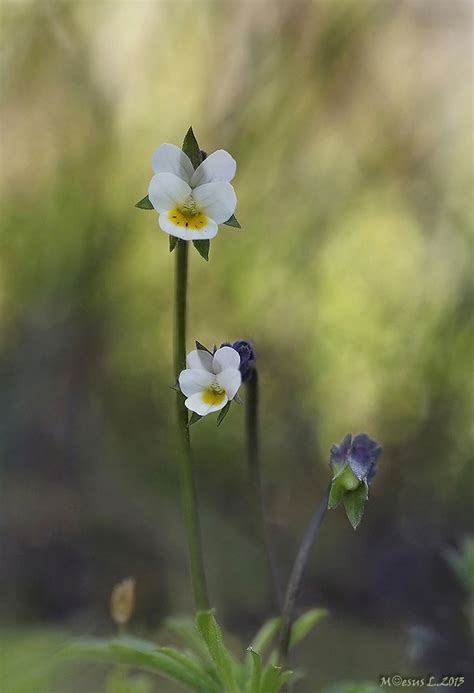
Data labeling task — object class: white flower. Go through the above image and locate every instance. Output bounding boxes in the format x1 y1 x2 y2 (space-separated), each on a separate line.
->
148 144 237 241
178 346 242 416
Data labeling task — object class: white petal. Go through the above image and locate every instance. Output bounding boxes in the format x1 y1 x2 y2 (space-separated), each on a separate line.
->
187 349 213 372
213 346 240 373
191 150 236 187
185 392 229 416
151 144 194 183
148 173 191 213
158 213 218 241
193 183 237 224
216 368 241 399
178 369 214 397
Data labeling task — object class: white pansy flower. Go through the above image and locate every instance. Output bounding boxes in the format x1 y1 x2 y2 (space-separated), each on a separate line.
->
178 346 242 416
148 144 237 241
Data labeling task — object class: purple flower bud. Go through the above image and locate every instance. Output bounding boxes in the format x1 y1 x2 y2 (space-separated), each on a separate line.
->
330 432 382 486
220 340 256 383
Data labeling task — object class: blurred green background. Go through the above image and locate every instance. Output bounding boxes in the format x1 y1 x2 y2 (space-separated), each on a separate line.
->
1 0 473 691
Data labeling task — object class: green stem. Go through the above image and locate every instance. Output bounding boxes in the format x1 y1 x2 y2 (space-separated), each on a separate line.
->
246 370 282 611
174 239 209 611
277 484 330 674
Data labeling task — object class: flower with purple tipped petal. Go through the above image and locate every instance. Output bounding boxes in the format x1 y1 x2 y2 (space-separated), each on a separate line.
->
330 432 382 486
220 340 256 383
328 432 382 529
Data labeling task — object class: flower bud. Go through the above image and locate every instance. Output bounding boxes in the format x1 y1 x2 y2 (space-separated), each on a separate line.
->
110 577 135 627
328 433 382 529
220 340 256 383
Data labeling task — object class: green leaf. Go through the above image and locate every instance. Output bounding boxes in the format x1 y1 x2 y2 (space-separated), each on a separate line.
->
223 214 241 228
217 401 231 427
343 481 369 530
135 195 154 210
196 341 212 354
165 617 213 666
61 637 217 692
249 617 281 658
196 610 239 693
245 648 262 693
169 236 178 252
188 412 203 428
289 608 328 649
182 127 203 170
260 664 292 693
193 239 210 261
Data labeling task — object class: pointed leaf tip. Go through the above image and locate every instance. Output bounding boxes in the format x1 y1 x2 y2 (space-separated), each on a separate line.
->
193 239 210 261
182 127 203 170
223 214 241 228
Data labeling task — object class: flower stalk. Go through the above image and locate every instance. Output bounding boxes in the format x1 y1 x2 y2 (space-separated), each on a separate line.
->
277 484 330 674
245 369 282 611
174 238 209 611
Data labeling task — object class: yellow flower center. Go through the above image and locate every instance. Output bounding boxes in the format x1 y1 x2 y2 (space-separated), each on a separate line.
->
168 195 208 231
201 383 226 406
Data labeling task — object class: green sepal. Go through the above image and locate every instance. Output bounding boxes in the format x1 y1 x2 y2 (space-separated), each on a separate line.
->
343 481 369 530
223 214 241 228
188 411 203 428
196 341 212 354
196 610 239 693
216 401 231 427
193 239 210 261
169 236 178 252
135 195 154 210
328 464 360 510
182 127 203 170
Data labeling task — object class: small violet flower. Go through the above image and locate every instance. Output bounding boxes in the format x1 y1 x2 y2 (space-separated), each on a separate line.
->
179 346 242 416
328 432 382 529
220 340 256 383
148 144 237 241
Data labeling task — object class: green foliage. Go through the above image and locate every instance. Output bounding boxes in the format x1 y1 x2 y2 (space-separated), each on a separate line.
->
289 608 328 648
169 235 178 252
62 608 326 692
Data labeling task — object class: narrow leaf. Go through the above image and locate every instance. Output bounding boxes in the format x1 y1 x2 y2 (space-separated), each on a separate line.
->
289 608 328 649
165 616 213 665
60 637 214 691
343 481 369 530
217 401 231 427
223 214 241 228
196 610 239 693
135 195 154 210
182 127 203 170
245 648 262 693
196 341 212 354
193 239 210 261
260 664 285 693
188 412 203 428
169 236 178 252
249 617 281 657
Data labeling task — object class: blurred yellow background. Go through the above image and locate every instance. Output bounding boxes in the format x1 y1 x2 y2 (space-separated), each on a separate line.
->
1 1 473 691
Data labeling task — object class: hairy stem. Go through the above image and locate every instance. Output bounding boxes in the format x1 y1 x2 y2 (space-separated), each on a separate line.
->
246 370 282 611
277 484 330 674
174 239 209 611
